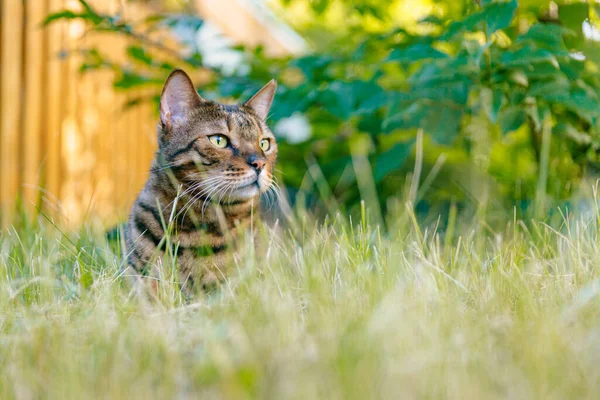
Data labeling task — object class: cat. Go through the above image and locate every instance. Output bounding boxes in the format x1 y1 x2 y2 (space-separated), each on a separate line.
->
124 69 278 294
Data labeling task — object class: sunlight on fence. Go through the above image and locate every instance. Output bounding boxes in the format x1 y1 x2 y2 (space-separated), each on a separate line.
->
0 0 158 227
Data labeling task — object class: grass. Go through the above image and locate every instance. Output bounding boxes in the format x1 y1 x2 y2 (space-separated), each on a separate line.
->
2 195 600 399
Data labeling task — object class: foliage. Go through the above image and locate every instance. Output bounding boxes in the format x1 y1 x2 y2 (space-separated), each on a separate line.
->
44 0 600 216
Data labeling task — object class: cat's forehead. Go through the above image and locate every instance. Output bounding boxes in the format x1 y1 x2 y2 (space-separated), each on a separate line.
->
191 101 266 140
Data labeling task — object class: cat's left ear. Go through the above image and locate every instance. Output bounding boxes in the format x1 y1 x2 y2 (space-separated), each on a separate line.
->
244 79 277 120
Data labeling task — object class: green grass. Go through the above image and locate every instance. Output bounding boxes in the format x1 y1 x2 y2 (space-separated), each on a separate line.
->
2 198 600 399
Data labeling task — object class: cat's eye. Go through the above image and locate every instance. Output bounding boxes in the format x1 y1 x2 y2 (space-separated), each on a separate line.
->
209 134 229 148
260 138 271 152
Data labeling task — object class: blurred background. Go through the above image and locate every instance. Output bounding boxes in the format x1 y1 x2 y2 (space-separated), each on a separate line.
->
1 0 600 228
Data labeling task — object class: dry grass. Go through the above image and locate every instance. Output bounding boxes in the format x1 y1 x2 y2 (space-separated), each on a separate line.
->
1 198 600 399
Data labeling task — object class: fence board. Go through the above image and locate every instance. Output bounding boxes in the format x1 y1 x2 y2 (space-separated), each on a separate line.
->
22 0 46 213
43 0 65 216
0 0 24 225
0 0 286 228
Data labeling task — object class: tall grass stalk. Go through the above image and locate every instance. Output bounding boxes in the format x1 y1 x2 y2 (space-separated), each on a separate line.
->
1 194 600 399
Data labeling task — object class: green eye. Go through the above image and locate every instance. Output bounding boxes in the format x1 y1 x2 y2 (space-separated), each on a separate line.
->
209 135 229 148
260 138 270 151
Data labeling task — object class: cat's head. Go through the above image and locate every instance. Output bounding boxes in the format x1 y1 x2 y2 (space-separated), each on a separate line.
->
157 69 278 203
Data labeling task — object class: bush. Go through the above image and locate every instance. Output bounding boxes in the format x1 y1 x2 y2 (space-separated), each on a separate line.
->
45 0 600 218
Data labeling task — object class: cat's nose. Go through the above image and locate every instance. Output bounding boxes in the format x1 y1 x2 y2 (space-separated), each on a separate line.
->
248 155 266 173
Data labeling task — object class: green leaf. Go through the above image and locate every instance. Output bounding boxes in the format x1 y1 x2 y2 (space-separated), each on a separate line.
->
384 99 464 144
500 47 558 67
498 106 526 134
354 83 387 114
387 44 448 63
311 0 330 14
559 58 585 81
292 55 334 80
517 24 571 54
508 70 528 87
408 69 472 105
78 0 96 14
528 77 571 99
480 87 504 123
42 10 81 25
418 15 444 25
523 60 562 80
558 3 588 33
183 52 203 67
319 82 355 120
481 0 518 34
441 0 517 39
113 72 163 89
374 139 415 182
554 122 591 145
318 81 385 119
126 46 154 66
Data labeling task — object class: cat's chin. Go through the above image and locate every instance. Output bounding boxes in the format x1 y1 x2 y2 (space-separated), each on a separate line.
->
225 183 261 203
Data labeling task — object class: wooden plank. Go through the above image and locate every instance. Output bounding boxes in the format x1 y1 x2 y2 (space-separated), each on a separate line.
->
22 0 47 215
60 0 82 226
44 0 65 218
0 0 24 225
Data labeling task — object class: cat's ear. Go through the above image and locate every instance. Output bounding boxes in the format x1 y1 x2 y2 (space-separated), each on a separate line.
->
160 69 204 130
244 79 277 120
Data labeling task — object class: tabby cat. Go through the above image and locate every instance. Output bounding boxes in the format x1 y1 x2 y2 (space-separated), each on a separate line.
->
124 69 278 293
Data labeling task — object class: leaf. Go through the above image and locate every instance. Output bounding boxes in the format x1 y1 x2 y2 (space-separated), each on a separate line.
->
554 122 591 145
441 0 517 39
78 0 96 14
318 81 385 119
528 77 571 99
387 44 448 63
126 46 154 66
498 106 526 134
311 0 330 14
408 55 477 90
374 139 415 182
517 24 571 54
480 87 504 123
113 72 163 89
183 52 203 67
528 79 600 124
354 82 387 114
558 3 588 33
508 70 528 87
559 58 585 81
292 55 334 80
357 113 384 135
42 6 104 26
383 99 464 144
42 10 81 25
418 15 445 25
500 47 558 67
481 0 518 34
523 60 562 80
412 80 471 105
319 82 355 120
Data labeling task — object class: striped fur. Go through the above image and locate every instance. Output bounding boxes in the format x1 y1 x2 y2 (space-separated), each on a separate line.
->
125 70 278 293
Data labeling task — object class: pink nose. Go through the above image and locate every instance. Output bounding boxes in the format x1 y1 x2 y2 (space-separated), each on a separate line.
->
250 159 265 172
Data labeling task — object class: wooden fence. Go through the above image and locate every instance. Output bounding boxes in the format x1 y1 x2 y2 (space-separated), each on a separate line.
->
0 0 303 228
0 0 160 228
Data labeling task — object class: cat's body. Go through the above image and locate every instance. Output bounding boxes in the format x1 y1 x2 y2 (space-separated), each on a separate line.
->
125 69 278 293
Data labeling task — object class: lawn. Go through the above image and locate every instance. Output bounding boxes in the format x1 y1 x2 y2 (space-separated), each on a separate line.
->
2 198 600 399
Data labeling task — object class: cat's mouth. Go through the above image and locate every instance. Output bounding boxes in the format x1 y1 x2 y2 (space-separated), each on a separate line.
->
225 178 261 201
236 180 259 190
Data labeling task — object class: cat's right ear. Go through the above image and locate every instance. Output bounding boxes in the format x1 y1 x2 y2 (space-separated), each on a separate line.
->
159 69 204 131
